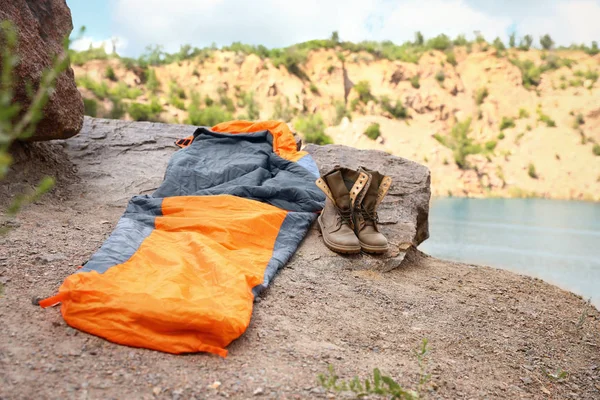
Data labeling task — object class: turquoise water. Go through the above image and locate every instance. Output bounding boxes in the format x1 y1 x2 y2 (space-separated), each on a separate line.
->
418 198 600 308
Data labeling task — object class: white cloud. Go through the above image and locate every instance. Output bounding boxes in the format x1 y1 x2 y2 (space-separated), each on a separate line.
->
110 0 598 56
517 0 600 46
70 36 128 55
373 0 511 43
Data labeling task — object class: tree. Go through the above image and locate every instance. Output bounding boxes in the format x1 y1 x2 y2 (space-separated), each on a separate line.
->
414 31 424 46
493 37 506 52
330 31 340 45
111 37 118 54
519 35 533 51
540 34 554 50
509 32 516 48
587 41 599 56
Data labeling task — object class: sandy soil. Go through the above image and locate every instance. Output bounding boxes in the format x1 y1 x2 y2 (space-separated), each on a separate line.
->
1 139 599 400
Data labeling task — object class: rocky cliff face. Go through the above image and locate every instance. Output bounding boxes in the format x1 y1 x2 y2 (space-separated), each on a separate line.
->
0 0 84 141
72 47 600 201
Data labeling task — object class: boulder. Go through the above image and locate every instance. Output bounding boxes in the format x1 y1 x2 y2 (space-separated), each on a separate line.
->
0 0 84 141
306 144 430 271
60 118 431 272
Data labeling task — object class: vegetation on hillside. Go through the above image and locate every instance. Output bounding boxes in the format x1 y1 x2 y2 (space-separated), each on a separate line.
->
70 30 600 78
433 118 482 169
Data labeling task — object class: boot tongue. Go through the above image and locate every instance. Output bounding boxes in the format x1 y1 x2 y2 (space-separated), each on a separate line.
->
362 170 382 212
325 170 351 210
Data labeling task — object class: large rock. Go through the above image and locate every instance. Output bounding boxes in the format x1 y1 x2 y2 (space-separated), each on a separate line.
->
0 0 84 141
59 118 431 272
306 144 431 271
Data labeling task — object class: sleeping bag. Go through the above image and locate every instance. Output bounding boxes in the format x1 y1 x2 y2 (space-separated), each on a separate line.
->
40 120 325 357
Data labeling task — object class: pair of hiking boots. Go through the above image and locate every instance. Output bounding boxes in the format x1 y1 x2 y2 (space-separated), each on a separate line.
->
315 166 392 254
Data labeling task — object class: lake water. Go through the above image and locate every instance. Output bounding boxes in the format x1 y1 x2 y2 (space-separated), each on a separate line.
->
418 197 600 308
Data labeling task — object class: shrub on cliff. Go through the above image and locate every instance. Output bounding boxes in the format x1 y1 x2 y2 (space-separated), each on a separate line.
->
128 99 163 122
364 123 381 140
294 114 332 145
433 118 482 169
354 81 374 104
380 96 407 119
83 98 98 117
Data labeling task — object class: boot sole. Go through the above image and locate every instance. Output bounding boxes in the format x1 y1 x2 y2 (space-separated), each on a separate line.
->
359 241 388 254
317 217 361 254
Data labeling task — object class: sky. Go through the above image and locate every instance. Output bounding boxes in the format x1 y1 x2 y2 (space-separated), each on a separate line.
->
67 0 600 57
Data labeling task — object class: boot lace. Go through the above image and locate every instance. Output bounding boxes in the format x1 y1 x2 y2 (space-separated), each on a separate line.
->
360 208 379 224
335 207 353 227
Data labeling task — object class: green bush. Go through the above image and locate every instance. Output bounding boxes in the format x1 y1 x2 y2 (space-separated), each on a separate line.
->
83 98 98 117
128 99 163 122
433 118 482 169
498 132 505 140
327 65 335 74
510 58 541 88
204 95 214 106
519 35 533 51
453 34 468 46
187 104 232 126
593 144 600 156
76 75 110 99
575 113 585 126
528 163 538 179
499 117 515 130
435 70 445 84
219 94 236 113
309 83 320 95
333 101 351 125
109 98 127 119
538 112 556 127
426 34 452 51
380 96 407 119
414 31 424 46
68 46 110 66
271 46 308 79
410 75 420 89
585 69 599 83
446 51 457 66
540 34 554 50
474 87 488 105
518 108 529 119
509 33 516 48
485 140 497 151
364 123 381 140
146 68 159 93
110 82 142 100
105 66 117 81
585 41 599 56
354 81 373 103
169 81 186 99
293 114 332 145
493 37 506 53
169 96 185 110
570 78 584 87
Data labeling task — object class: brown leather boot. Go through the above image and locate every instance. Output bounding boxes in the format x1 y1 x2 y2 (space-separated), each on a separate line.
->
315 167 371 254
354 167 392 254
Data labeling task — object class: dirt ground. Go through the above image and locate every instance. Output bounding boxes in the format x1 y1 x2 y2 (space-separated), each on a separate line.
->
1 138 599 400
